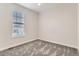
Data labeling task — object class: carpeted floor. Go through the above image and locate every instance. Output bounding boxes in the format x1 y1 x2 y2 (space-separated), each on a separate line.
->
0 39 78 56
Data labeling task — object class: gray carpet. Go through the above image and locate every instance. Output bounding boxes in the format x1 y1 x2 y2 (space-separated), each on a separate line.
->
0 39 78 56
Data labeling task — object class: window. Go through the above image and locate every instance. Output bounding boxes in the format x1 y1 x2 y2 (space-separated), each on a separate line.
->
12 11 25 38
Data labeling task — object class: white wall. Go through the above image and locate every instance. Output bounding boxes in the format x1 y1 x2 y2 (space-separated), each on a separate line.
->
77 4 79 50
0 3 38 51
39 3 77 48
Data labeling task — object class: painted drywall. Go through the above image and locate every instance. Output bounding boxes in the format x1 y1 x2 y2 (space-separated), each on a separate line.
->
0 3 38 51
39 3 77 48
77 4 79 51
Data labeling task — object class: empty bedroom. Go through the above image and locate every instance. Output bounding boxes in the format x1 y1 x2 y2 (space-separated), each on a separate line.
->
0 3 79 56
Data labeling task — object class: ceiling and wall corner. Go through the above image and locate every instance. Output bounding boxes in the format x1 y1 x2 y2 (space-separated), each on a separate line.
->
18 3 40 12
18 3 60 12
